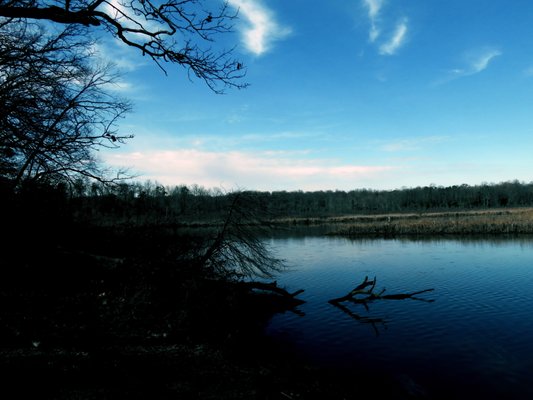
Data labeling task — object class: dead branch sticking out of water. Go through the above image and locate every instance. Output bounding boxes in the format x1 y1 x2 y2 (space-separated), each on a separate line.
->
328 276 434 335
328 276 434 305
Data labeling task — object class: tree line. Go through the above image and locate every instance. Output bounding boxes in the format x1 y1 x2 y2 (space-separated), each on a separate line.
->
59 179 533 224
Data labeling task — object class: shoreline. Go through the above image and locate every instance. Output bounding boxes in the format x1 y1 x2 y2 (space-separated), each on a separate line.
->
268 207 533 236
4 198 532 398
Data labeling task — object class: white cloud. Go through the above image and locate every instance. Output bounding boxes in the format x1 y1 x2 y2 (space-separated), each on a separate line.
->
469 49 502 74
364 0 384 19
103 149 395 191
362 0 385 42
369 24 380 43
228 0 291 55
90 40 147 74
435 47 502 85
103 80 134 93
362 0 410 56
455 47 502 78
379 18 408 55
103 0 161 33
85 41 144 94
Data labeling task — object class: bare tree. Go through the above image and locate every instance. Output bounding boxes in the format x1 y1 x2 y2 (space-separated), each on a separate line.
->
200 191 285 279
0 0 247 93
0 20 132 187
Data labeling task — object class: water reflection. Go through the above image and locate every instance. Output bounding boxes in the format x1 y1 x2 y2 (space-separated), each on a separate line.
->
328 275 435 336
265 235 533 400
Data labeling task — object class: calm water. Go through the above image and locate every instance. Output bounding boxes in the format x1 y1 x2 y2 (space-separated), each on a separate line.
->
264 236 533 399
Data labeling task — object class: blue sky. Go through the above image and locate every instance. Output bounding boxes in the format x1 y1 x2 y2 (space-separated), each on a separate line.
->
100 0 533 191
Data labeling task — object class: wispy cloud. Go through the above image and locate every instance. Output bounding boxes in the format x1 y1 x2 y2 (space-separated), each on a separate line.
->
436 47 502 84
89 38 148 74
88 41 146 94
362 0 385 42
361 1 409 56
137 130 324 152
524 66 533 77
467 48 502 74
103 80 135 93
103 149 395 191
378 136 449 152
379 18 408 55
228 0 291 55
363 0 384 19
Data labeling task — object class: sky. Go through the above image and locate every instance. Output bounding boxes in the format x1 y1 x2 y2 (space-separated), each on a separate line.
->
99 0 533 192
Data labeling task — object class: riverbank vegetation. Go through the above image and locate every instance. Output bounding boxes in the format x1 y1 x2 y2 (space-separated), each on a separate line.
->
1 181 411 399
4 176 533 398
4 179 532 394
66 178 533 219
300 208 533 236
61 178 533 236
1 182 306 398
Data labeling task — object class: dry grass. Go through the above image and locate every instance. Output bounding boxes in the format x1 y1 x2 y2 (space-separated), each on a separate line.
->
273 208 533 236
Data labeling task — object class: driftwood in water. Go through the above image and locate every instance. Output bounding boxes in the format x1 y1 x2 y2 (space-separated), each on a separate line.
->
328 276 434 335
329 276 434 305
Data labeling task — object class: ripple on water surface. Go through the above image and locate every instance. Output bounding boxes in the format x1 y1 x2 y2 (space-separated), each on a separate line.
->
265 236 533 399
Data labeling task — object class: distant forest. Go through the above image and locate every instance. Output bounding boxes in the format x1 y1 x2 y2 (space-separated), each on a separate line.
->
60 179 533 223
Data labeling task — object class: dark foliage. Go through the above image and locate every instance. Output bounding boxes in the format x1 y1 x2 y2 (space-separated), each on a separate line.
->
0 182 300 398
67 179 533 225
1 182 290 350
1 180 497 399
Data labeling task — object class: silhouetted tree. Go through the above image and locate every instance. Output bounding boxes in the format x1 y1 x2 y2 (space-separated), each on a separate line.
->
200 191 284 279
0 20 132 188
0 0 247 93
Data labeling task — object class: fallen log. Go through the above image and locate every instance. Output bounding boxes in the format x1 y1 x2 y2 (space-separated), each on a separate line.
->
328 275 377 303
329 276 434 335
329 276 434 305
238 280 306 310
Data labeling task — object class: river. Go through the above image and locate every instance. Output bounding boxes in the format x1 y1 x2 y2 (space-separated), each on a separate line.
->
263 235 533 399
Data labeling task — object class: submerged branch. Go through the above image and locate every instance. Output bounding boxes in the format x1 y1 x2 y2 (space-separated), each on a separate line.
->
329 276 434 305
328 276 435 335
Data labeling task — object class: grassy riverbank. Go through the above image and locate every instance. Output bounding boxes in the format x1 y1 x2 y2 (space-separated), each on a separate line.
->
272 207 533 236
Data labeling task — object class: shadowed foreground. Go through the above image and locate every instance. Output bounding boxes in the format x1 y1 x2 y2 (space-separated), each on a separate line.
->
0 245 410 399
0 190 417 399
1 341 413 399
6 186 519 398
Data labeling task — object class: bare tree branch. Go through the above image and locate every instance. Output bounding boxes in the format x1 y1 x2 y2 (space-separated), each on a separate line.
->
329 276 435 335
200 191 286 279
0 0 248 92
329 276 434 304
0 20 133 187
